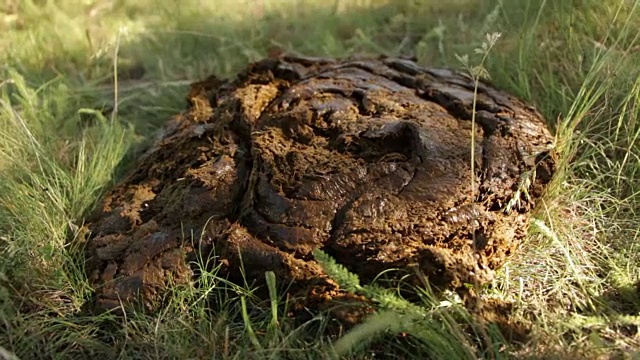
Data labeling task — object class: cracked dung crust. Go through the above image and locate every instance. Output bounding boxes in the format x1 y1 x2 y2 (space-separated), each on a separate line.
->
84 55 555 313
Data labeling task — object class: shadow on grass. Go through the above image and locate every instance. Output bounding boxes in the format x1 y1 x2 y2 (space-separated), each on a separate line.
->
598 281 640 316
6 0 564 133
99 0 497 129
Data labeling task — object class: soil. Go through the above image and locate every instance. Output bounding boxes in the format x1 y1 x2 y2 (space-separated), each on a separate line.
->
84 55 556 314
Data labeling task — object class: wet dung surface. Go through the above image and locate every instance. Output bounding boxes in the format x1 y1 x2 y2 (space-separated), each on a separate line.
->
84 55 555 313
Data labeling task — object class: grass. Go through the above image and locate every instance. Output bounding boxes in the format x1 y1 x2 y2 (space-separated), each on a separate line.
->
1 0 639 358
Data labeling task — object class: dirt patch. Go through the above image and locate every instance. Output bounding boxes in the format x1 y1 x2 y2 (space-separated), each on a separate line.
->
84 55 555 313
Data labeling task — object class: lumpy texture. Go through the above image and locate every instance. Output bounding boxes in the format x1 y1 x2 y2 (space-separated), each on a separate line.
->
85 55 555 313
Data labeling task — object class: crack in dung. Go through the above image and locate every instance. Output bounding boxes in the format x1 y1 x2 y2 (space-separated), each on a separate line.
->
397 165 419 197
350 88 375 117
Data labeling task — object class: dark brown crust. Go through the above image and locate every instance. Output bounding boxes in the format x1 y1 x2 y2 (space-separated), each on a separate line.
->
84 55 555 313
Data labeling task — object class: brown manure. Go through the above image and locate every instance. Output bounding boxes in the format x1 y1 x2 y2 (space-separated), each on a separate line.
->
84 55 555 314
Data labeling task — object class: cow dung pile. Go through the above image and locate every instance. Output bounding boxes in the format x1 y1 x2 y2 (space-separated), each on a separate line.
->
84 55 555 315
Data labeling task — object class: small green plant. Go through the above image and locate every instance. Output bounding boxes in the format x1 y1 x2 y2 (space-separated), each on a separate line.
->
455 32 501 208
313 249 502 359
312 249 425 315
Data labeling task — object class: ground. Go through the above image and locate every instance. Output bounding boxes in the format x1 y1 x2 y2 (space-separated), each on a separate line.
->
0 0 639 359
